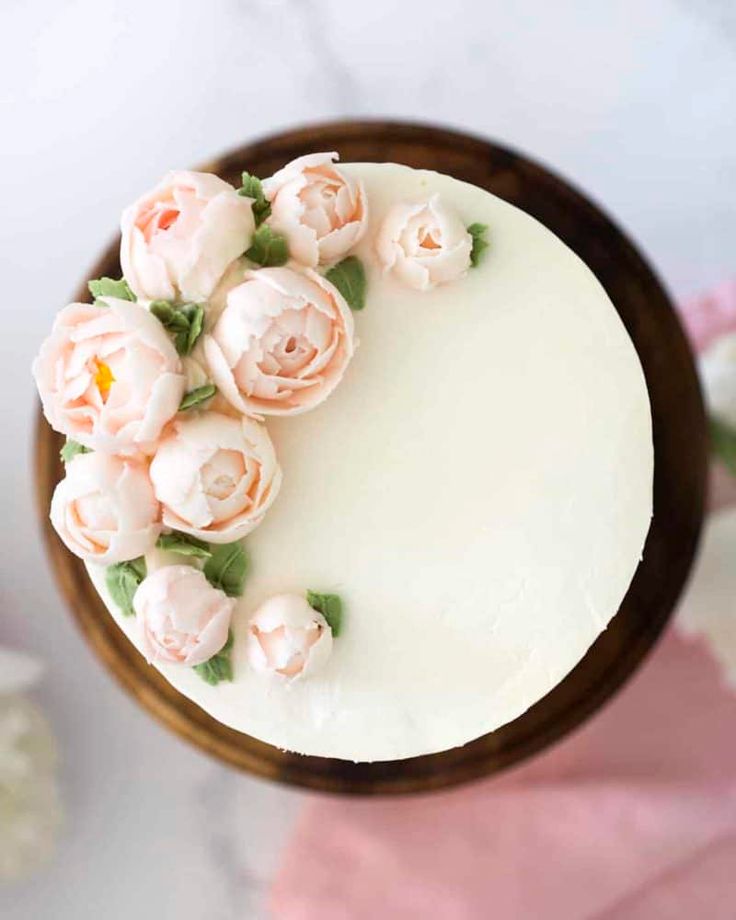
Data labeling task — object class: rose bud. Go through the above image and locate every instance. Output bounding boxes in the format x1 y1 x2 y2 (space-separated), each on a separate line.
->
246 594 333 680
50 452 160 565
262 152 367 267
376 195 473 290
134 565 234 668
121 170 255 302
149 412 281 544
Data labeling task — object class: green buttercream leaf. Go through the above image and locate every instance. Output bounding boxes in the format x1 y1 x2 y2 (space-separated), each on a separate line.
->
149 301 204 355
711 417 736 475
203 542 248 597
467 223 489 267
193 629 234 685
238 172 271 226
60 439 91 464
246 225 289 267
106 557 147 617
179 384 217 412
185 304 205 353
306 590 343 637
156 531 212 559
325 256 366 311
88 276 136 303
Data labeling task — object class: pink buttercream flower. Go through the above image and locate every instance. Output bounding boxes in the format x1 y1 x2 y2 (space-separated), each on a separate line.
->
50 452 160 565
33 298 186 454
149 412 282 544
262 152 367 267
204 267 355 417
247 594 333 680
376 195 473 290
134 565 234 667
121 170 255 302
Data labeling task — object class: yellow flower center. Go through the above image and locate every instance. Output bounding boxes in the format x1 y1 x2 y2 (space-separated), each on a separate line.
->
94 360 115 401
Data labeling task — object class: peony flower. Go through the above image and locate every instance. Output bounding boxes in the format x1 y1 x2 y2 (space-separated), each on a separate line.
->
134 565 234 667
246 594 332 680
121 170 255 302
376 195 473 290
50 452 160 565
699 331 736 430
149 412 281 543
33 298 186 454
262 152 367 267
204 267 354 417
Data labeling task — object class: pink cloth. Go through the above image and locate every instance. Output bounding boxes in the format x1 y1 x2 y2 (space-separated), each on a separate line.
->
270 284 736 920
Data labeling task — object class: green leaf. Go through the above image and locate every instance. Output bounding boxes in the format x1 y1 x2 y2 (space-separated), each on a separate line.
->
179 384 217 412
149 299 176 324
106 557 147 617
711 417 736 475
183 304 204 354
246 225 289 267
156 531 212 559
325 256 367 311
60 439 91 464
203 542 248 597
88 276 136 303
193 630 235 686
306 590 343 637
467 223 489 267
238 172 271 226
149 300 205 356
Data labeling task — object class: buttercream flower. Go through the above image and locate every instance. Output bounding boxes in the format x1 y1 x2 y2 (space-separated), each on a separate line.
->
149 412 281 543
204 267 355 417
262 152 367 266
700 332 736 429
33 299 185 454
121 170 255 302
50 452 160 564
247 594 332 680
134 565 234 667
376 195 473 290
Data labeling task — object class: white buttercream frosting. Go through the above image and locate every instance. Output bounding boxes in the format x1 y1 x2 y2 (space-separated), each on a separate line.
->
89 161 653 762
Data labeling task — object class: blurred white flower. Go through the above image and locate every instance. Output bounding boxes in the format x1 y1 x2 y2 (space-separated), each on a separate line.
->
0 648 61 882
699 332 736 429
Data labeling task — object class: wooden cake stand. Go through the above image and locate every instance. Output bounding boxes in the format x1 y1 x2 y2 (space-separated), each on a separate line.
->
34 121 707 794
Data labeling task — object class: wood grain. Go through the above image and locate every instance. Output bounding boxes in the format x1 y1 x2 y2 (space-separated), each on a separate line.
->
34 121 707 794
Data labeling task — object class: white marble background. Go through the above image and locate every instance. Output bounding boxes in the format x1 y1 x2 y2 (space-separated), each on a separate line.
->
1 0 735 917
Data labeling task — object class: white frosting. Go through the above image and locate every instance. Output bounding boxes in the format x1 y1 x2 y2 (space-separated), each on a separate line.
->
87 162 653 762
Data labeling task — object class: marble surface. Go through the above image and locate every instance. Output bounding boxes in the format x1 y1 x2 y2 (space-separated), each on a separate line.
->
0 0 734 917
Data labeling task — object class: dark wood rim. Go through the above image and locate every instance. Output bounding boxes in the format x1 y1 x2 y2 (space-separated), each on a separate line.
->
34 120 707 794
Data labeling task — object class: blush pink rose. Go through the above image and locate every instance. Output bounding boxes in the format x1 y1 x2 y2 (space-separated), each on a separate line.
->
149 412 282 544
50 452 160 565
204 267 355 417
246 594 333 680
134 565 234 667
120 170 255 302
33 298 186 454
376 195 473 290
262 152 367 266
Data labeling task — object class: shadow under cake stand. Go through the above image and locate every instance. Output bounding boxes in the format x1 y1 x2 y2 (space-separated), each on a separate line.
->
34 121 707 795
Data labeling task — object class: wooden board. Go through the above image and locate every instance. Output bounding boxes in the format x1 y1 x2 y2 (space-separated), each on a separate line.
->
34 121 707 794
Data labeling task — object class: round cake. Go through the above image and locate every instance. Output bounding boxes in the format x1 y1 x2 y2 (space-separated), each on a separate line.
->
35 154 653 762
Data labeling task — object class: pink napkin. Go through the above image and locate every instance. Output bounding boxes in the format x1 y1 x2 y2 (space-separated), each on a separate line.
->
270 284 736 920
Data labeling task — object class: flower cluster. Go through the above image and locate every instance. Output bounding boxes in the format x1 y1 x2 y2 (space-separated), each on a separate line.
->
35 152 489 685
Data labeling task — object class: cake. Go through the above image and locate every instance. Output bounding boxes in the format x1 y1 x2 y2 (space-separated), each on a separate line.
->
34 153 653 762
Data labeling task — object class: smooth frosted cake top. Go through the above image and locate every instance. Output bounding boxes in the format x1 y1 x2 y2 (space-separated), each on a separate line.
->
36 154 653 762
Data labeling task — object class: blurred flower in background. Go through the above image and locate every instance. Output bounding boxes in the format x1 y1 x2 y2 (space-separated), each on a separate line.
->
0 647 61 882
